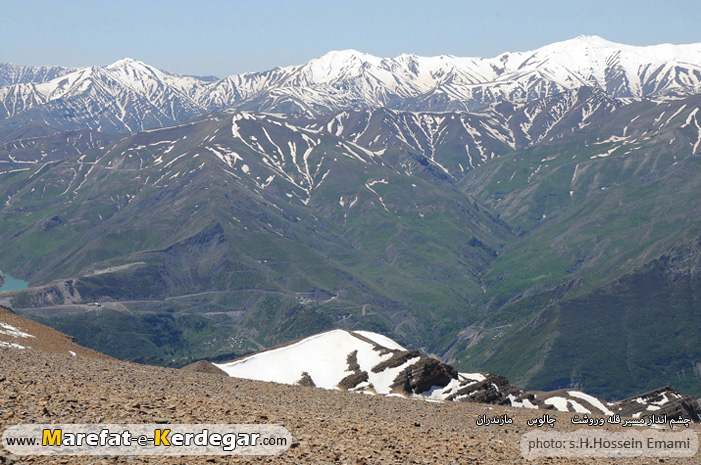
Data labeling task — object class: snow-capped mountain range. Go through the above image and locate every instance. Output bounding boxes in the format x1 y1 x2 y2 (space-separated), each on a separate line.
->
1 35 700 132
0 63 75 88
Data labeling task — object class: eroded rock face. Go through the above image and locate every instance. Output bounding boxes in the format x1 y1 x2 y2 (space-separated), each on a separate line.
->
373 350 422 374
390 357 458 395
613 386 701 422
334 345 459 396
446 374 524 404
344 349 701 421
298 371 317 388
338 350 370 390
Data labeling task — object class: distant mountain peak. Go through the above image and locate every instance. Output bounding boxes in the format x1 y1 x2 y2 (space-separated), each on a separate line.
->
107 57 139 67
571 34 613 44
302 49 383 80
317 49 369 60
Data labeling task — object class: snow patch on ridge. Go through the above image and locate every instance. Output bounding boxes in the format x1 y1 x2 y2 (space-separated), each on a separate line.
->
0 322 35 339
215 330 395 389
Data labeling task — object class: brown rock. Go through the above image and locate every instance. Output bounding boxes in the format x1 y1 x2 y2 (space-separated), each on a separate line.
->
613 386 701 421
391 357 458 395
297 371 316 387
180 360 228 376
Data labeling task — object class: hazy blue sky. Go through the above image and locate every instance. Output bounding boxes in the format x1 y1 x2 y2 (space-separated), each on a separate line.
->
2 0 699 77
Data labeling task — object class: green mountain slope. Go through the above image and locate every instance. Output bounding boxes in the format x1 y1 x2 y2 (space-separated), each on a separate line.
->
451 94 701 397
0 110 512 365
1 91 700 398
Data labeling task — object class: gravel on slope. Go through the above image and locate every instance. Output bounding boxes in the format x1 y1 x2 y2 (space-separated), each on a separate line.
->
0 348 699 464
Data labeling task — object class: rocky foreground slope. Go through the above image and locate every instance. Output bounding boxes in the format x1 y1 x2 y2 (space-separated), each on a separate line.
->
0 306 110 360
0 311 698 463
1 347 700 464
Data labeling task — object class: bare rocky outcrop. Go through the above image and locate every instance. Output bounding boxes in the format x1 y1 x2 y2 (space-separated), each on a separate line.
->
346 350 361 372
447 373 524 404
0 279 84 309
180 360 229 376
338 351 369 390
391 357 458 395
297 371 316 387
613 386 701 422
335 345 459 395
372 349 421 373
338 370 368 390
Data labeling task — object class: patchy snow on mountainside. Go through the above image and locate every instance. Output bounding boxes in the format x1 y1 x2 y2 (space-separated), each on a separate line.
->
213 329 701 422
216 330 390 388
215 330 421 394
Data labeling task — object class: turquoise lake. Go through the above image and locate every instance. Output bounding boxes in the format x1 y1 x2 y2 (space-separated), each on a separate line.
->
0 274 29 292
